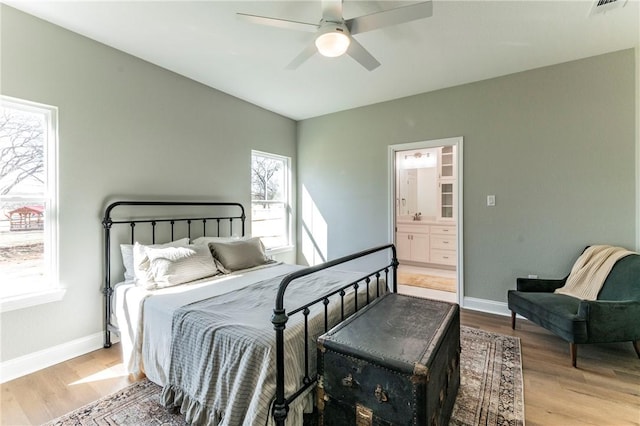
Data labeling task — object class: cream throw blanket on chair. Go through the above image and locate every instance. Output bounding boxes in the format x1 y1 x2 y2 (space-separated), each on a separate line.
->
554 245 635 301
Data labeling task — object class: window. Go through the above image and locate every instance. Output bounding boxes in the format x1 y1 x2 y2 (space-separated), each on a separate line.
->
0 96 59 309
251 151 291 251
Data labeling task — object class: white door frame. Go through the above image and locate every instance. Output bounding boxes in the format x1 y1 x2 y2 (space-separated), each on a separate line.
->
388 137 464 305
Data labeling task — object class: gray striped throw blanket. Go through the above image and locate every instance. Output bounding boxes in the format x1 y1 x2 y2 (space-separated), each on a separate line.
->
161 269 386 425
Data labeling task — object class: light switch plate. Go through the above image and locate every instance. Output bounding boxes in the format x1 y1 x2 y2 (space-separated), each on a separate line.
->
487 195 496 206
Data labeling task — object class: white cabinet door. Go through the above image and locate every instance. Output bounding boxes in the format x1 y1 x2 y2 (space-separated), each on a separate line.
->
438 181 455 220
396 232 412 261
411 233 430 263
438 146 456 179
396 231 430 263
437 145 456 221
411 234 429 262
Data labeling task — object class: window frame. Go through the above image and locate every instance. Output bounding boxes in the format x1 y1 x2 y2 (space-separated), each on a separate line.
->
250 150 293 254
0 95 63 312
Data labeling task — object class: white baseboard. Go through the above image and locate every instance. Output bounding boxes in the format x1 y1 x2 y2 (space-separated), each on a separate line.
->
462 296 512 317
1 332 117 383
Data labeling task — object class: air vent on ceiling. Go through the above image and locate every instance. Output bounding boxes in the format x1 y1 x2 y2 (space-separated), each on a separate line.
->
589 0 628 16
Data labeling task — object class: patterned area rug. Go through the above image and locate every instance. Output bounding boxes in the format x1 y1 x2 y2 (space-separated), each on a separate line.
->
398 271 457 292
45 326 523 426
451 327 524 426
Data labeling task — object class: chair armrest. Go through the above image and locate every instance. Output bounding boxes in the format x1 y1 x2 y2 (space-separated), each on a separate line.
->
578 299 640 321
578 300 640 341
516 277 567 292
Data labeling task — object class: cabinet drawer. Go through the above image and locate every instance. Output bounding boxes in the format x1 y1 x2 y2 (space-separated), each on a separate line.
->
431 225 455 236
430 249 456 266
396 224 429 234
431 235 455 250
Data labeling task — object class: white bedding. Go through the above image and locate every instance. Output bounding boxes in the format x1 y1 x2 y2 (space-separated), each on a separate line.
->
114 262 300 382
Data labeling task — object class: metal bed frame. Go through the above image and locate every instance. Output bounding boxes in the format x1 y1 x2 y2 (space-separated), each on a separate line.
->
101 200 398 425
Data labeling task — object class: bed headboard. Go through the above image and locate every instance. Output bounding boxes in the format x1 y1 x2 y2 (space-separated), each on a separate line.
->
101 200 246 347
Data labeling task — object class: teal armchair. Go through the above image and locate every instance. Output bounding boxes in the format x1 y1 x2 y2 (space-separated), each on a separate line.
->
508 252 640 367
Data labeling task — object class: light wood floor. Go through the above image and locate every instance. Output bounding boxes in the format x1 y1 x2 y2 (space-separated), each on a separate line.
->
2 309 639 425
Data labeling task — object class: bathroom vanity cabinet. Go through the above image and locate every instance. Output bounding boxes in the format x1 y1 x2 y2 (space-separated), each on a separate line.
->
396 222 456 267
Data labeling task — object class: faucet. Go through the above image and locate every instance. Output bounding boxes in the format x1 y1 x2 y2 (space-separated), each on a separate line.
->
413 212 422 221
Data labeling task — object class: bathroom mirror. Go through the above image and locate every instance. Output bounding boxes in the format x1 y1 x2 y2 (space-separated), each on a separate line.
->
395 148 439 219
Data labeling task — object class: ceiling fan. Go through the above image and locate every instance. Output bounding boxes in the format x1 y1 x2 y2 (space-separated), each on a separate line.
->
237 0 433 71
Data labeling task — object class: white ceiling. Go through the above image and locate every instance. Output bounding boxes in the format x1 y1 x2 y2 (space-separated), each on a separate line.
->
5 0 639 120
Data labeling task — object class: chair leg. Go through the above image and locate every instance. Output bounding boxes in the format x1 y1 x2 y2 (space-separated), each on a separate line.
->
569 343 577 368
511 311 516 329
633 340 640 359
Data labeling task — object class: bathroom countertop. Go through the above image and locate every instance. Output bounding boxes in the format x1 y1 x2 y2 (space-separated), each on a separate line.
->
396 219 455 226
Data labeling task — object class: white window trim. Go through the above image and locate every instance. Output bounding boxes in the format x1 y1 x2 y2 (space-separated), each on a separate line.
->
0 96 61 311
251 150 292 251
0 288 66 313
266 245 295 256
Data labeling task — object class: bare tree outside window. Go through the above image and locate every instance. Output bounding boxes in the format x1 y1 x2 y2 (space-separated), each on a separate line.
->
251 152 290 250
251 155 282 204
0 97 56 299
0 109 45 196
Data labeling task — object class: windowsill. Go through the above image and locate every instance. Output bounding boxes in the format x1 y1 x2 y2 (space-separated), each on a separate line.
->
0 287 66 313
266 245 295 256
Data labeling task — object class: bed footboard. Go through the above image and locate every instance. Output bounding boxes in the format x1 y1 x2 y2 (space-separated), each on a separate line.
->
271 244 398 426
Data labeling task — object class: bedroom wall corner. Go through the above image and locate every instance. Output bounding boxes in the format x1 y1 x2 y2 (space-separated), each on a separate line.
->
636 46 639 252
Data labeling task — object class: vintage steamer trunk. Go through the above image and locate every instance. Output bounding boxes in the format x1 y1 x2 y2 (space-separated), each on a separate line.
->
317 293 460 426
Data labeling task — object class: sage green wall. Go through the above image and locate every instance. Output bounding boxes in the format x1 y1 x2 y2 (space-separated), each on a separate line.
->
0 6 296 362
297 49 637 303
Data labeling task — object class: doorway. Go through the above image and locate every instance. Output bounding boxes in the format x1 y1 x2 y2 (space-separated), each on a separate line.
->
388 137 463 304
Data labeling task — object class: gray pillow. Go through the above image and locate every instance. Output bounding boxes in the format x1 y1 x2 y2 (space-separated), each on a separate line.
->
146 244 219 288
208 237 270 272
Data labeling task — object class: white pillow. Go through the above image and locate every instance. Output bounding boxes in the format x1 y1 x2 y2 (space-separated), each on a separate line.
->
120 244 135 282
132 238 190 286
146 244 219 288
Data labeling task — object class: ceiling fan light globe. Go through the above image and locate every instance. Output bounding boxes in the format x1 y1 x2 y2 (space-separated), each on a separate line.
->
315 32 350 57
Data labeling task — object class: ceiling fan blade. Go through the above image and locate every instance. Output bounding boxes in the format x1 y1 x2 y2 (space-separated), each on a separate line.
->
321 0 344 22
286 42 318 70
346 1 433 35
346 37 381 71
237 13 318 33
